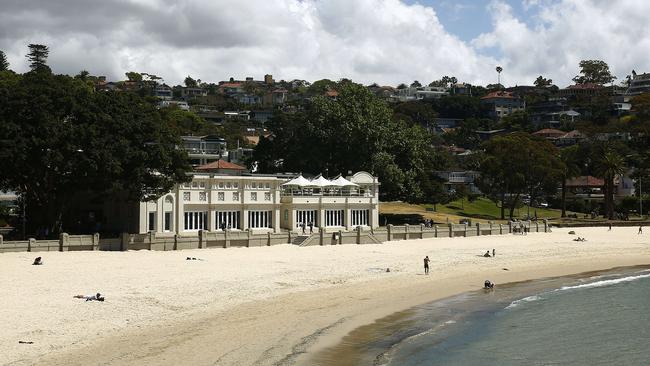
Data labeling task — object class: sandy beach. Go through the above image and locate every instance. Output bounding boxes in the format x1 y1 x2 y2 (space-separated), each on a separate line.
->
1 226 649 366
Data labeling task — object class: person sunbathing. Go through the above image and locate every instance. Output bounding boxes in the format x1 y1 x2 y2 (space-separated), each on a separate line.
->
483 250 492 257
74 293 105 301
32 257 43 265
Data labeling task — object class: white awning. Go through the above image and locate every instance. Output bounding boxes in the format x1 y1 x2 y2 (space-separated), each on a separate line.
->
330 175 359 187
309 175 337 187
281 174 312 187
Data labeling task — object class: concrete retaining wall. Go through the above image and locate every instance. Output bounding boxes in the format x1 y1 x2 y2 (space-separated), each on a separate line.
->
0 220 550 253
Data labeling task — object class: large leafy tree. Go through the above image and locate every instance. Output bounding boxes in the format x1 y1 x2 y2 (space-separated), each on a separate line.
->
0 63 190 236
476 133 564 219
573 59 616 85
253 81 448 202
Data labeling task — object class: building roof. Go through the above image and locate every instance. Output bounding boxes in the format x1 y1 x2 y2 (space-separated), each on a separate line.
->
325 89 339 97
559 130 586 139
563 83 603 90
566 176 604 188
480 91 518 100
532 128 566 138
195 160 246 171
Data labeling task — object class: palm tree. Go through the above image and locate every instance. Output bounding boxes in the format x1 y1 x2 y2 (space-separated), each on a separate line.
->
496 66 503 85
559 146 581 218
596 148 625 220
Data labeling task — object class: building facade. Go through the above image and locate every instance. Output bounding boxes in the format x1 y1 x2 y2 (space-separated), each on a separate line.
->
480 91 525 119
135 172 379 235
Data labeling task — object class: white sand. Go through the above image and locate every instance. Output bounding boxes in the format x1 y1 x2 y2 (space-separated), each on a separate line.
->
1 227 649 365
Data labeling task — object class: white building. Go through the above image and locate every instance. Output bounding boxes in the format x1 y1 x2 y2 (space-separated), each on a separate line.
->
135 171 379 235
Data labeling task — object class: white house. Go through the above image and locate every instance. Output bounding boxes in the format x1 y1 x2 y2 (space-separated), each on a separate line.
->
134 171 380 235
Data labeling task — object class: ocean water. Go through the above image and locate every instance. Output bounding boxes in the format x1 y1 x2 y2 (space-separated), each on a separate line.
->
387 269 650 366
311 267 650 366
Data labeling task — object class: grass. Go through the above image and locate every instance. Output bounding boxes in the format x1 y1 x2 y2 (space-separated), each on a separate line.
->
380 197 577 225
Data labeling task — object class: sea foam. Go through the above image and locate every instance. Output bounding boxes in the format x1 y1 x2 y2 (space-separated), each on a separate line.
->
505 295 542 309
559 273 650 291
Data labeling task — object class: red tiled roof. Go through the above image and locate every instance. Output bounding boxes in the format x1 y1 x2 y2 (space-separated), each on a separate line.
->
532 128 565 138
480 91 518 99
564 83 603 90
559 130 586 139
195 160 246 171
566 176 604 187
325 89 339 97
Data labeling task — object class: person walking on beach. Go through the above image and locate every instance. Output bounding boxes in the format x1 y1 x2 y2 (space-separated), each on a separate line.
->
424 256 430 274
608 223 612 231
492 249 495 257
308 221 314 234
639 225 643 234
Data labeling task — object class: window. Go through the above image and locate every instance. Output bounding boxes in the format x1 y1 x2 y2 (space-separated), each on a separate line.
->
199 192 207 201
219 182 224 188
192 182 198 188
265 183 270 189
148 212 156 231
351 209 369 226
296 210 317 227
248 210 272 228
184 211 208 231
232 192 239 201
264 192 271 201
199 182 205 189
164 212 172 231
252 182 257 189
216 211 240 230
233 182 238 188
183 192 191 201
251 192 257 201
226 182 232 189
325 209 345 227
217 192 224 201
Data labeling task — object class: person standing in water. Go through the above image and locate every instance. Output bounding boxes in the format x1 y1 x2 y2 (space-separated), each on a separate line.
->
424 256 430 275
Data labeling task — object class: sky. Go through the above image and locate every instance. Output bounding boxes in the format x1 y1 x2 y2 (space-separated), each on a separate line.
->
1 0 649 87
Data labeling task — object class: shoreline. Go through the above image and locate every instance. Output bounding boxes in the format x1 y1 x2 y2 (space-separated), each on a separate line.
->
307 265 650 366
1 227 649 365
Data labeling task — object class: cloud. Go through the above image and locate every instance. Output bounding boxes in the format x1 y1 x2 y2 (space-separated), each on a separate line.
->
473 0 650 87
1 0 649 88
0 0 496 86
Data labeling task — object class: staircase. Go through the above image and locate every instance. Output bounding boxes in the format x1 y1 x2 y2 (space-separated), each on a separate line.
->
291 235 310 246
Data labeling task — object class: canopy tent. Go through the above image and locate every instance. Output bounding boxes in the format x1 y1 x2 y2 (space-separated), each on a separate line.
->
330 175 359 187
281 174 312 187
309 175 337 187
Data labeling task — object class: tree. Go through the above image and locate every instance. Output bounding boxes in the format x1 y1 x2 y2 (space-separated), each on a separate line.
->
573 59 616 85
534 75 553 88
125 71 142 82
184 75 197 88
396 83 407 89
0 69 190 236
0 50 9 71
595 146 625 219
631 93 650 122
26 44 50 72
252 81 448 202
476 133 564 219
392 101 438 128
559 145 581 217
496 66 503 85
410 80 422 88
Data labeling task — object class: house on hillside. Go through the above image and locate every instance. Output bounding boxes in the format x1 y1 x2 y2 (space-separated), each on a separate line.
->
480 91 525 119
554 130 587 147
435 170 481 194
559 83 605 98
625 71 650 96
532 128 566 140
181 135 228 167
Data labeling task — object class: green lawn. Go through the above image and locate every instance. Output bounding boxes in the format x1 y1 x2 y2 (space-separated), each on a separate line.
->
423 197 570 221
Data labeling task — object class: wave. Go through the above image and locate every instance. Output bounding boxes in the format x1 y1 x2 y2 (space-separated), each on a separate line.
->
559 273 650 292
505 295 542 309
